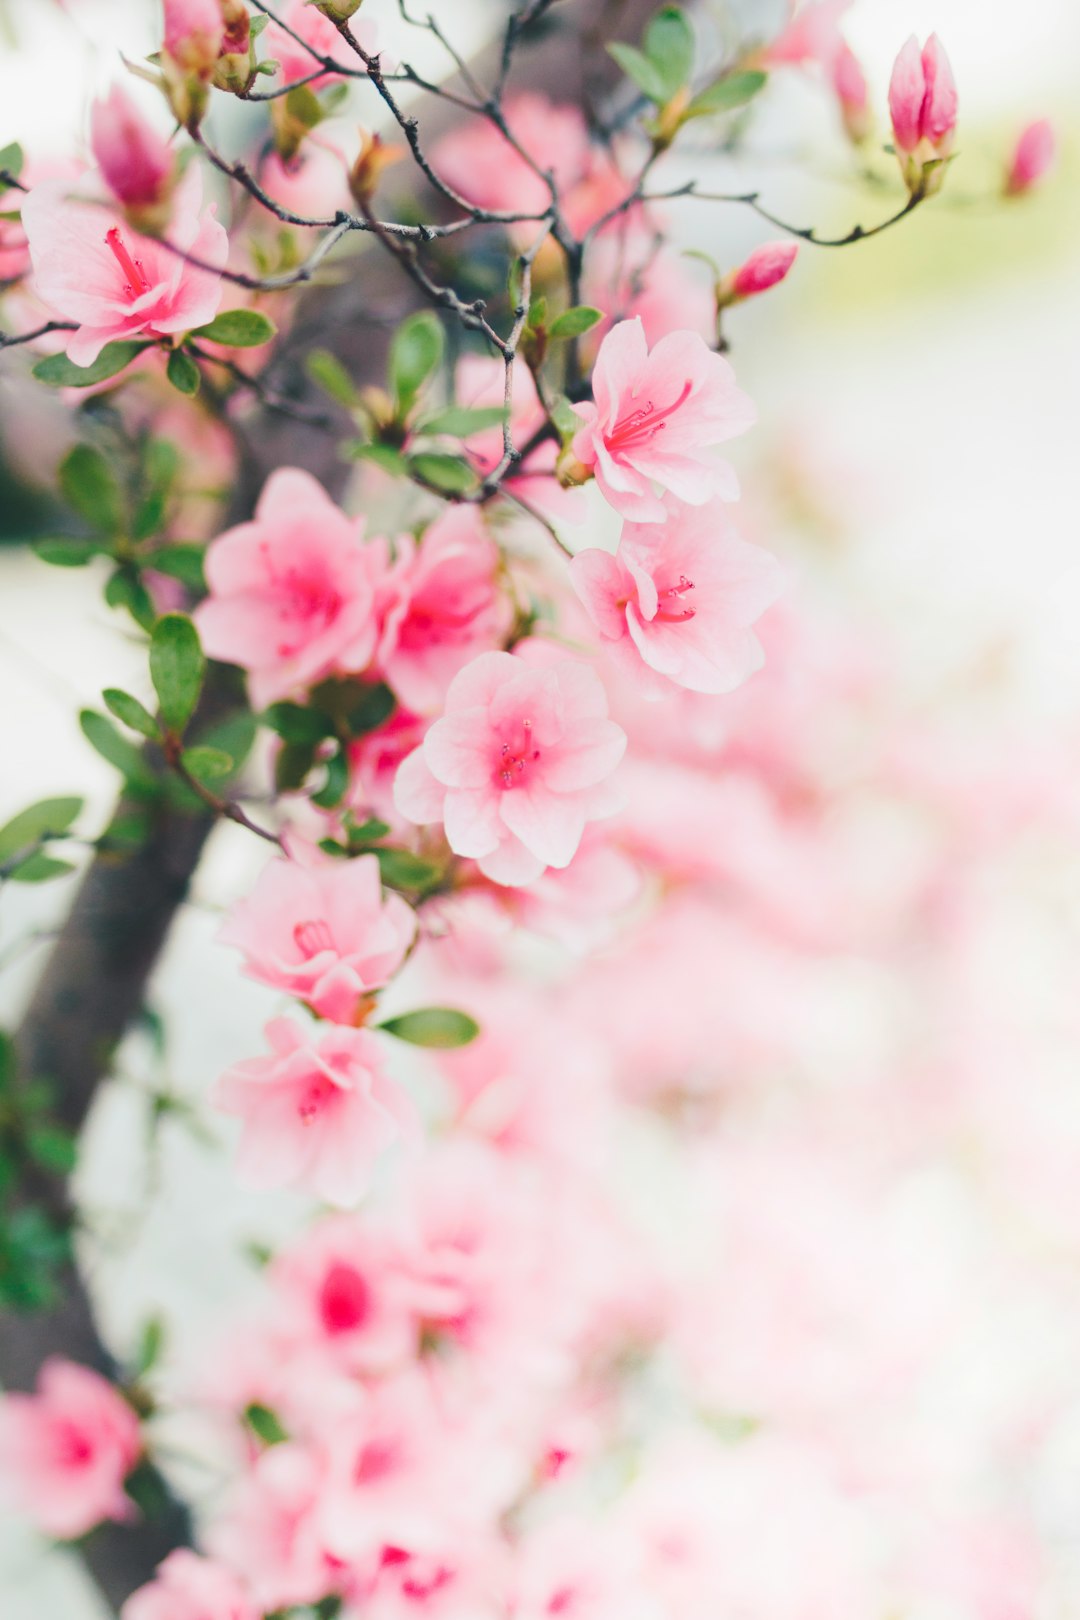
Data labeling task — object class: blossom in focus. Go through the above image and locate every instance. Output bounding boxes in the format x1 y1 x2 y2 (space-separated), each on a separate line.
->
571 497 785 696
888 34 958 196
122 1551 257 1620
394 650 626 886
218 853 416 1024
21 164 226 368
1005 119 1056 196
570 317 755 521
212 1017 414 1206
0 1358 141 1540
90 86 176 225
194 468 387 707
720 241 799 306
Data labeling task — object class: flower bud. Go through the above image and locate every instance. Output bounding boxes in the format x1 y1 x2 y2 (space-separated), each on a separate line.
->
718 241 798 307
888 34 958 198
163 0 225 78
90 86 176 228
315 0 365 17
556 448 592 489
348 129 405 206
832 44 871 146
1004 119 1055 197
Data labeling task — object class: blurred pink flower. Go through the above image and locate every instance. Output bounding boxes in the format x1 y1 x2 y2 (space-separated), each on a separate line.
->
123 1551 257 1620
582 236 716 347
394 650 626 886
262 0 385 89
1005 119 1056 196
210 1442 343 1612
163 0 225 76
432 93 591 220
570 317 755 521
90 86 176 218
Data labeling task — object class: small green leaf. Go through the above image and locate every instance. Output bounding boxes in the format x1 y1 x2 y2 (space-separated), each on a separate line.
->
98 810 153 852
275 739 318 794
390 311 444 414
0 1031 14 1093
194 309 278 348
105 568 157 632
345 682 395 737
0 797 82 862
181 746 234 784
406 453 477 495
79 710 158 792
0 142 25 186
418 405 507 437
148 544 206 591
250 11 268 34
307 348 358 406
551 394 584 443
33 537 102 567
150 614 205 734
377 1007 480 1048
6 852 76 884
607 41 669 104
311 747 349 810
262 702 334 745
27 1125 77 1175
166 347 201 396
684 69 767 120
33 340 150 389
374 847 442 891
644 5 694 98
59 444 123 534
348 816 391 844
195 712 256 780
548 305 604 341
103 688 160 740
244 1402 289 1446
133 1316 167 1379
285 82 324 131
350 442 408 477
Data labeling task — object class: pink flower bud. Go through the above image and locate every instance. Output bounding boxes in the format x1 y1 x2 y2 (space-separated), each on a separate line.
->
90 86 175 217
729 240 799 300
1005 119 1056 196
832 43 871 144
888 34 957 196
163 0 225 78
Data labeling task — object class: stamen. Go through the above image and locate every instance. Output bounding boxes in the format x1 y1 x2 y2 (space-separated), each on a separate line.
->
105 227 153 298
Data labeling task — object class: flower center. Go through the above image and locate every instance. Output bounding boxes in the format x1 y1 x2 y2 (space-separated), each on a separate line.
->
607 378 693 454
293 919 335 959
298 1077 332 1126
655 573 696 623
319 1262 372 1334
496 718 541 790
105 227 153 298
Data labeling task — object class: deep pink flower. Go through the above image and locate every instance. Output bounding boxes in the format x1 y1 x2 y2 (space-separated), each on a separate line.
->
163 0 225 76
123 1551 257 1620
0 1358 141 1540
270 1216 416 1372
378 506 510 715
194 467 387 707
571 497 785 695
570 318 755 522
725 241 799 302
888 35 957 193
21 164 226 368
394 650 626 886
90 86 176 219
1005 120 1056 196
212 1017 414 1206
218 853 415 1023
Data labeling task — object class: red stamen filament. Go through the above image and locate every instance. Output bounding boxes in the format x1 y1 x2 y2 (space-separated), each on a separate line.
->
105 227 153 298
656 574 696 623
607 378 694 453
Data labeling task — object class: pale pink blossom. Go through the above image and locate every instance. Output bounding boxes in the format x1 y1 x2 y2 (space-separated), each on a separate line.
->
582 236 716 347
724 241 798 302
571 497 784 696
123 1551 257 1620
263 0 385 90
90 86 175 218
888 35 957 193
432 94 591 221
832 43 871 142
347 708 429 825
762 0 852 67
269 1215 416 1372
456 355 580 520
0 1358 141 1540
394 650 626 886
163 0 225 76
1005 119 1056 196
194 467 386 707
21 164 226 367
570 317 755 522
218 852 415 1022
209 1442 345 1612
258 141 349 221
212 1017 414 1205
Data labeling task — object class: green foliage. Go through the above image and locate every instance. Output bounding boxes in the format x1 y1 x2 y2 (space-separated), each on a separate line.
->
104 689 160 740
79 710 158 793
150 614 206 734
166 347 201 397
133 1315 167 1380
548 305 604 340
390 312 444 414
181 746 234 784
374 847 444 893
377 1007 480 1048
33 340 150 388
608 42 670 104
194 309 278 348
0 1206 71 1311
59 444 123 534
0 798 82 864
244 1402 289 1446
311 746 349 810
33 537 102 567
643 6 694 97
263 702 335 745
0 141 25 186
684 70 768 121
149 543 207 591
307 348 358 407
418 405 507 437
5 852 76 884
406 453 477 494
350 442 408 477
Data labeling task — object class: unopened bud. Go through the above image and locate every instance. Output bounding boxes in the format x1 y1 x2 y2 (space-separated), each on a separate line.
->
717 240 798 308
315 0 365 18
348 129 405 206
91 85 176 229
556 449 591 490
163 0 225 78
832 44 872 146
1004 119 1055 197
888 33 958 199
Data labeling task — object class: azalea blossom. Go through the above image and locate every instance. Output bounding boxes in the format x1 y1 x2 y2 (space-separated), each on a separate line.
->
570 497 785 696
218 853 416 1023
21 164 226 368
0 1358 141 1540
212 1017 414 1205
194 467 390 707
582 236 716 348
570 317 755 522
394 650 626 886
720 241 799 305
90 86 176 222
123 1551 257 1620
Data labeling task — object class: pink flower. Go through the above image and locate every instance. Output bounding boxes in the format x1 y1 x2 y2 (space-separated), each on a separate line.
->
218 852 415 1023
762 0 852 67
1005 120 1056 196
432 93 591 220
212 1017 414 1205
582 236 716 348
0 1358 141 1540
263 0 384 90
571 497 784 696
888 34 958 194
456 355 580 520
570 318 755 522
832 43 871 143
347 708 429 826
270 1216 417 1372
21 164 226 368
209 1442 343 1612
194 467 386 707
722 241 799 303
122 1551 257 1620
394 650 626 886
90 86 176 220
163 0 225 77
378 506 510 715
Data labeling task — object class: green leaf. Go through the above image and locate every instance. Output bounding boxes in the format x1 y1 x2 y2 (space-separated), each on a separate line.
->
345 682 395 736
350 442 407 477
684 69 767 120
98 810 153 853
390 311 444 414
644 5 694 99
103 688 160 740
148 544 206 592
59 444 123 534
285 82 324 130
0 797 82 862
133 1316 167 1379
275 739 317 794
374 847 442 891
262 702 334 745
311 747 349 810
150 614 205 734
79 709 158 791
27 1125 77 1176
33 537 102 567
0 1206 71 1312
33 340 150 389
166 347 201 396
406 453 477 495
194 309 278 348
377 1007 480 1049
307 348 357 406
105 568 157 632
6 852 76 884
181 746 234 784
244 1402 289 1446
348 816 391 844
607 41 669 104
0 142 25 186
195 712 256 780
0 1031 14 1094
551 394 584 443
548 305 604 340
418 405 507 437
